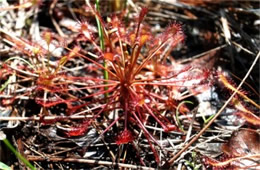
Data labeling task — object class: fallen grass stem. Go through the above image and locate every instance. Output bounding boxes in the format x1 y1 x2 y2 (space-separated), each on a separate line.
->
26 155 155 170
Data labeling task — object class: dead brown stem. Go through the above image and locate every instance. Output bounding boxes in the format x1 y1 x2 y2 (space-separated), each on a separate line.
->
26 155 155 170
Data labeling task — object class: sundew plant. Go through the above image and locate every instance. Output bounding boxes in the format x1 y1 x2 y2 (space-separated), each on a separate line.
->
1 1 259 167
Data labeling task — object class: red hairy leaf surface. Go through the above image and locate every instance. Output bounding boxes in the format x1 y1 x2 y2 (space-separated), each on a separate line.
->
116 129 134 145
221 129 260 157
65 120 89 137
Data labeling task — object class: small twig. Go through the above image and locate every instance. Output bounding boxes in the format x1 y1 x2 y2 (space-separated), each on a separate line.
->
175 132 231 163
0 94 30 100
23 142 48 158
231 41 255 56
220 10 231 45
167 51 260 165
185 110 197 143
26 155 155 170
8 65 38 77
49 0 65 37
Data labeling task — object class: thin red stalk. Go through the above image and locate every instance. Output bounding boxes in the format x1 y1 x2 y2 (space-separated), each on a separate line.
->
65 47 117 78
136 108 144 126
56 83 119 92
36 99 66 108
91 90 120 119
67 91 120 128
115 31 126 69
124 101 128 130
144 132 160 164
99 117 121 138
133 39 172 76
80 86 118 100
134 30 184 76
143 103 168 131
143 89 167 101
37 86 118 105
132 111 160 147
69 99 120 113
66 76 119 83
129 44 141 75
99 105 121 113
134 8 148 42
72 99 121 115
39 80 118 87
89 39 102 54
109 60 124 80
37 88 119 111
132 81 189 86
6 90 33 100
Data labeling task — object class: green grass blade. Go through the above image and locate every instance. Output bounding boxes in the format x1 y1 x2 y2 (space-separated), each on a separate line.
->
0 131 36 170
95 0 109 99
176 101 193 132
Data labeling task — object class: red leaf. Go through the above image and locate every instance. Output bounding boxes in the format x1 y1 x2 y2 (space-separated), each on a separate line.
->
104 52 115 62
116 129 134 145
138 8 148 23
203 129 260 169
221 129 260 157
236 111 260 126
65 120 89 137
